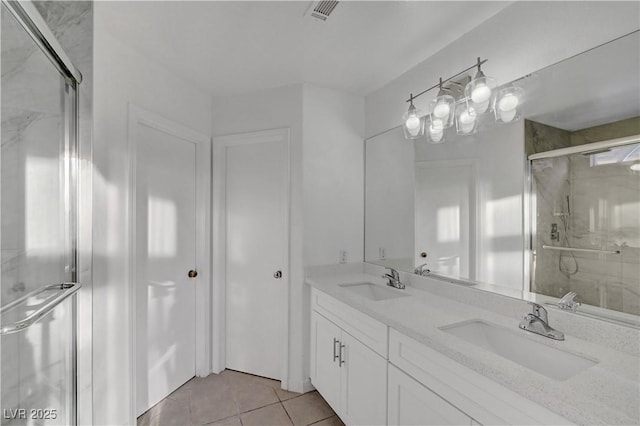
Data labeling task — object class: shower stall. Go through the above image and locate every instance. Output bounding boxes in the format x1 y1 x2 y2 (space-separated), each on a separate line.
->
529 135 640 316
1 1 82 424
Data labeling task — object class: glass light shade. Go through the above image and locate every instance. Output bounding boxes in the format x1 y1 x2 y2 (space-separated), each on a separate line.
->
429 94 455 129
401 106 426 139
493 86 524 124
464 74 496 114
455 101 477 135
428 117 446 144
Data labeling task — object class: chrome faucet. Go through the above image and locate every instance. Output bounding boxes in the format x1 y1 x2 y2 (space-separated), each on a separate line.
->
519 303 564 341
382 267 405 289
558 291 581 312
414 263 430 276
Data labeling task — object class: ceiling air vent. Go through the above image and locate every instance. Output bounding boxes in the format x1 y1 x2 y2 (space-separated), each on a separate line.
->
306 1 339 21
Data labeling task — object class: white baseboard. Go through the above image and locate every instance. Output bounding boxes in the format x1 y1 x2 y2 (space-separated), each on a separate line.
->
286 377 315 394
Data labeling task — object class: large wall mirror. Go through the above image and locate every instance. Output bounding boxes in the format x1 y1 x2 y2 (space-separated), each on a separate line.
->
365 30 640 325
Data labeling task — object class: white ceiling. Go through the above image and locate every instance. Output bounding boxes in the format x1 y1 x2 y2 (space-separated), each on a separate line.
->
98 1 512 97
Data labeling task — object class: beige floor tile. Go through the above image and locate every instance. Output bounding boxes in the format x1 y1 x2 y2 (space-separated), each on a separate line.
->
140 398 192 426
166 380 192 402
240 403 293 426
206 415 242 426
137 412 152 426
309 415 345 426
275 387 301 402
190 374 239 424
222 369 281 390
228 376 279 412
282 391 335 426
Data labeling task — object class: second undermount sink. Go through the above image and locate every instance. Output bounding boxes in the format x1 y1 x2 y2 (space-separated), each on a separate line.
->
339 282 409 301
440 319 598 381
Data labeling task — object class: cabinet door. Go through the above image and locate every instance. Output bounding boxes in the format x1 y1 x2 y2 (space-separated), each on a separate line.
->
388 365 471 426
310 312 342 413
340 332 387 426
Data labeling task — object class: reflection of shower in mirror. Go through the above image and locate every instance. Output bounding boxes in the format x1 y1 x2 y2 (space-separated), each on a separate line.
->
530 133 640 315
556 196 578 279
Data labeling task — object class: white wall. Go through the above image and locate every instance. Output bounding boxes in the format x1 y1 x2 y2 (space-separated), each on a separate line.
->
364 127 415 270
302 84 364 266
211 83 365 392
211 84 307 391
366 1 640 138
301 84 364 393
93 3 212 423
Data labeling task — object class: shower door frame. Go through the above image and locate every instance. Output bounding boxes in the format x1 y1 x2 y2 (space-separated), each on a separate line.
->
1 0 83 424
525 134 640 324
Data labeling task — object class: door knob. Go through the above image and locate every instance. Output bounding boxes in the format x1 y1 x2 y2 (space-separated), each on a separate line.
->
274 270 282 279
188 270 198 278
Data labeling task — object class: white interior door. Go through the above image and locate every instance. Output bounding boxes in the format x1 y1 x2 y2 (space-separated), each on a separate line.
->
415 161 476 279
223 131 289 380
135 122 197 416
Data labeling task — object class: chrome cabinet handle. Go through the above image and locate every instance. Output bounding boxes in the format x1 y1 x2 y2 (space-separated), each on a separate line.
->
274 270 282 279
339 343 346 366
333 338 340 362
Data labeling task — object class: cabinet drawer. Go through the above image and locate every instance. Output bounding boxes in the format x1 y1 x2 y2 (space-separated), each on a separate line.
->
389 329 573 426
311 289 388 357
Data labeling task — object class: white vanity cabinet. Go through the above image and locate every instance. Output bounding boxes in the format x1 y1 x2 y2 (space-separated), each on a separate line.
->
309 286 572 426
388 364 473 426
310 311 343 411
310 290 388 425
389 330 573 426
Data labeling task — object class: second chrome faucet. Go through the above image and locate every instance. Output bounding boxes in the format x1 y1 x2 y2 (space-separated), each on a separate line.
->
519 302 564 341
383 267 405 289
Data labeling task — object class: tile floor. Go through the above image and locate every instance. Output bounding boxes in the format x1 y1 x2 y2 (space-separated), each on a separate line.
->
137 369 344 426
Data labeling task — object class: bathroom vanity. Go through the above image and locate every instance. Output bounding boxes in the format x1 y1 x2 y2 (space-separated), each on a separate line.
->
307 264 640 426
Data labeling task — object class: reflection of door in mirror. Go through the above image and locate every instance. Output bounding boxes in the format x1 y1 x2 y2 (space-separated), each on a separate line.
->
415 161 476 280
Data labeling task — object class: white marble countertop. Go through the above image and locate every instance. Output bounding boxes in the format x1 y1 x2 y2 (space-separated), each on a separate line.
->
305 263 640 426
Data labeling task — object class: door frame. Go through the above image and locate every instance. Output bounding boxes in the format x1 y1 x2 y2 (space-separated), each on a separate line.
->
212 128 291 389
127 104 211 422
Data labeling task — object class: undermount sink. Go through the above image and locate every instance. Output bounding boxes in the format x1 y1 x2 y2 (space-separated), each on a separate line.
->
339 282 409 301
440 319 597 381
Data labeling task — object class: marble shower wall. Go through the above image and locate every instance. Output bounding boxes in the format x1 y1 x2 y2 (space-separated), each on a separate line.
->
529 118 640 315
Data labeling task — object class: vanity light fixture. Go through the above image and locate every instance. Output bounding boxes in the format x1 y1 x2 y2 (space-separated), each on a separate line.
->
494 85 524 123
429 78 456 129
401 93 426 139
401 57 524 141
465 57 496 114
455 99 478 135
428 117 445 143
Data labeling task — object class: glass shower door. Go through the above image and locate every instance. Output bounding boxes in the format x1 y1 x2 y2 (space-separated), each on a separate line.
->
1 2 79 425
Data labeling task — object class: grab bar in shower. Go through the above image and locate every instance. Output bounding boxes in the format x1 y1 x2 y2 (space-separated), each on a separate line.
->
0 282 81 335
542 245 621 255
